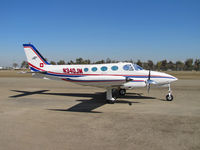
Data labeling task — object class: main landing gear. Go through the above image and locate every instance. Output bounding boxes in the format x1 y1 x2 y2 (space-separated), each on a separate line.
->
119 89 126 96
106 88 116 104
166 84 173 101
106 88 126 104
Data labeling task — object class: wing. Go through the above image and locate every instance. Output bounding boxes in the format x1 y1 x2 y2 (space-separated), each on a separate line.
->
62 76 132 88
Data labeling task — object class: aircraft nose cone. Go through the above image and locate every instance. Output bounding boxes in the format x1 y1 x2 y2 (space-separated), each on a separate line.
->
160 72 178 83
149 71 178 84
171 76 178 81
167 74 178 82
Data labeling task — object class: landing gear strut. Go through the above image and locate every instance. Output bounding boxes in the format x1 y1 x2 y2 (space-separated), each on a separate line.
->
106 88 116 104
166 84 173 101
106 88 127 104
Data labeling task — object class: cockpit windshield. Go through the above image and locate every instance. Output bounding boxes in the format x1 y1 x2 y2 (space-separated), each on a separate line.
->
133 64 143 71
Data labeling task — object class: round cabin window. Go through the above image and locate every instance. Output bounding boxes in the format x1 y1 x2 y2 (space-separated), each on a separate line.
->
111 66 118 71
101 66 108 71
92 67 97 72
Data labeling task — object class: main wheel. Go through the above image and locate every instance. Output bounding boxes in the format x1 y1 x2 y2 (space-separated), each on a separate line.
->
119 89 126 96
112 89 119 98
166 94 173 101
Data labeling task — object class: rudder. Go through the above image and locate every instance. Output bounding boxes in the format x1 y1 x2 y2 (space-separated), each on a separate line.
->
23 44 50 72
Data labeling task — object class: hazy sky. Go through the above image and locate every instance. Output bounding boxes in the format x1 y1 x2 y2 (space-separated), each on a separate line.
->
0 0 200 66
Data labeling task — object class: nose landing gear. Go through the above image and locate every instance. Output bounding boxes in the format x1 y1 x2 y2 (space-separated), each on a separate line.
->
166 84 173 101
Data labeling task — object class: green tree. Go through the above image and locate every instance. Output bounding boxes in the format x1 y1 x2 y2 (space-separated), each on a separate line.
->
125 59 133 63
147 60 154 70
95 60 105 64
106 58 111 63
67 60 75 65
130 59 134 63
160 60 168 71
176 61 184 71
84 59 91 64
75 58 84 64
75 58 91 64
13 63 18 68
50 61 56 65
156 61 162 71
111 60 118 63
194 59 200 71
184 59 193 70
21 61 28 68
142 62 149 70
57 60 65 65
136 60 142 67
167 61 175 71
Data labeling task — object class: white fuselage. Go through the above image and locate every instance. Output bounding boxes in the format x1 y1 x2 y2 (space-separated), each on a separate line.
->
23 43 178 101
29 62 177 89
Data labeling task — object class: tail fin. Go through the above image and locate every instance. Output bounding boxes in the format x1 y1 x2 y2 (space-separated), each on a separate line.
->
23 44 50 72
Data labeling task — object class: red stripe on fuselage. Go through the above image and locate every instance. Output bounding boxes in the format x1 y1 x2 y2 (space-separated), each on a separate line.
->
28 63 46 71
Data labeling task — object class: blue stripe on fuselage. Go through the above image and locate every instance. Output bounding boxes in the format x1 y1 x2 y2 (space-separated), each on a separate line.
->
30 66 40 72
47 72 83 77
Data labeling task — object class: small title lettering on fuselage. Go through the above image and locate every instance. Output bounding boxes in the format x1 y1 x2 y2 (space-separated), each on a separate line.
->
63 68 83 74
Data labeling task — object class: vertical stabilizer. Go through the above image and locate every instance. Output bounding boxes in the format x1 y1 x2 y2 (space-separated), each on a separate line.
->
23 44 50 72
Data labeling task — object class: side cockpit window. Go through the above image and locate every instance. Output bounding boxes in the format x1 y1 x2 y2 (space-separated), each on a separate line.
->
123 64 134 71
133 64 143 71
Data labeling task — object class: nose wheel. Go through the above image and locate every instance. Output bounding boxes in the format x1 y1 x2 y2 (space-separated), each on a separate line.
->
166 84 173 101
166 94 173 101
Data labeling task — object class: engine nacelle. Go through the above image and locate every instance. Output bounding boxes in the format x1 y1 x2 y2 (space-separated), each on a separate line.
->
121 81 146 89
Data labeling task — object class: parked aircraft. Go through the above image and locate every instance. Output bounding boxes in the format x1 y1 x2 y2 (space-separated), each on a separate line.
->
23 44 178 103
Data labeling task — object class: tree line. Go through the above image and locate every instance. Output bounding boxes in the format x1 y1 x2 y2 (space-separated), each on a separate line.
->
17 58 200 71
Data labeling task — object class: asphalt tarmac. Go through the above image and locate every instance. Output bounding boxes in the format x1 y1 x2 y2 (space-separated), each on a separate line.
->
0 77 200 150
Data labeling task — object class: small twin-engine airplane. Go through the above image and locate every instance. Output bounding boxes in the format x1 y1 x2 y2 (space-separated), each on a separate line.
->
23 44 178 103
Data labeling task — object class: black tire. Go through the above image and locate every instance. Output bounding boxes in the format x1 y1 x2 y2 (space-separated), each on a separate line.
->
112 89 119 98
166 94 173 101
119 89 126 96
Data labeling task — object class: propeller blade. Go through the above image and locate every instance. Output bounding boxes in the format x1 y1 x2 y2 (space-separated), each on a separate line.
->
148 70 151 80
147 83 150 93
147 70 151 93
146 70 158 93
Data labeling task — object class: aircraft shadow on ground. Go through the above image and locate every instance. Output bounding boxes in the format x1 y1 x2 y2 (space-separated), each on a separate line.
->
10 90 156 113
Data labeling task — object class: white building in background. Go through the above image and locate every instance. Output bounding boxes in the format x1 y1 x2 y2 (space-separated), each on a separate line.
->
0 67 3 70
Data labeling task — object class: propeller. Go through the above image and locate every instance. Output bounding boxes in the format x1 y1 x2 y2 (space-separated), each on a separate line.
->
145 70 157 93
146 70 151 93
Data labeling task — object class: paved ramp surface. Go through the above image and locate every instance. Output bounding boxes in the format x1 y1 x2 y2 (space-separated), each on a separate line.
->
0 78 200 150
